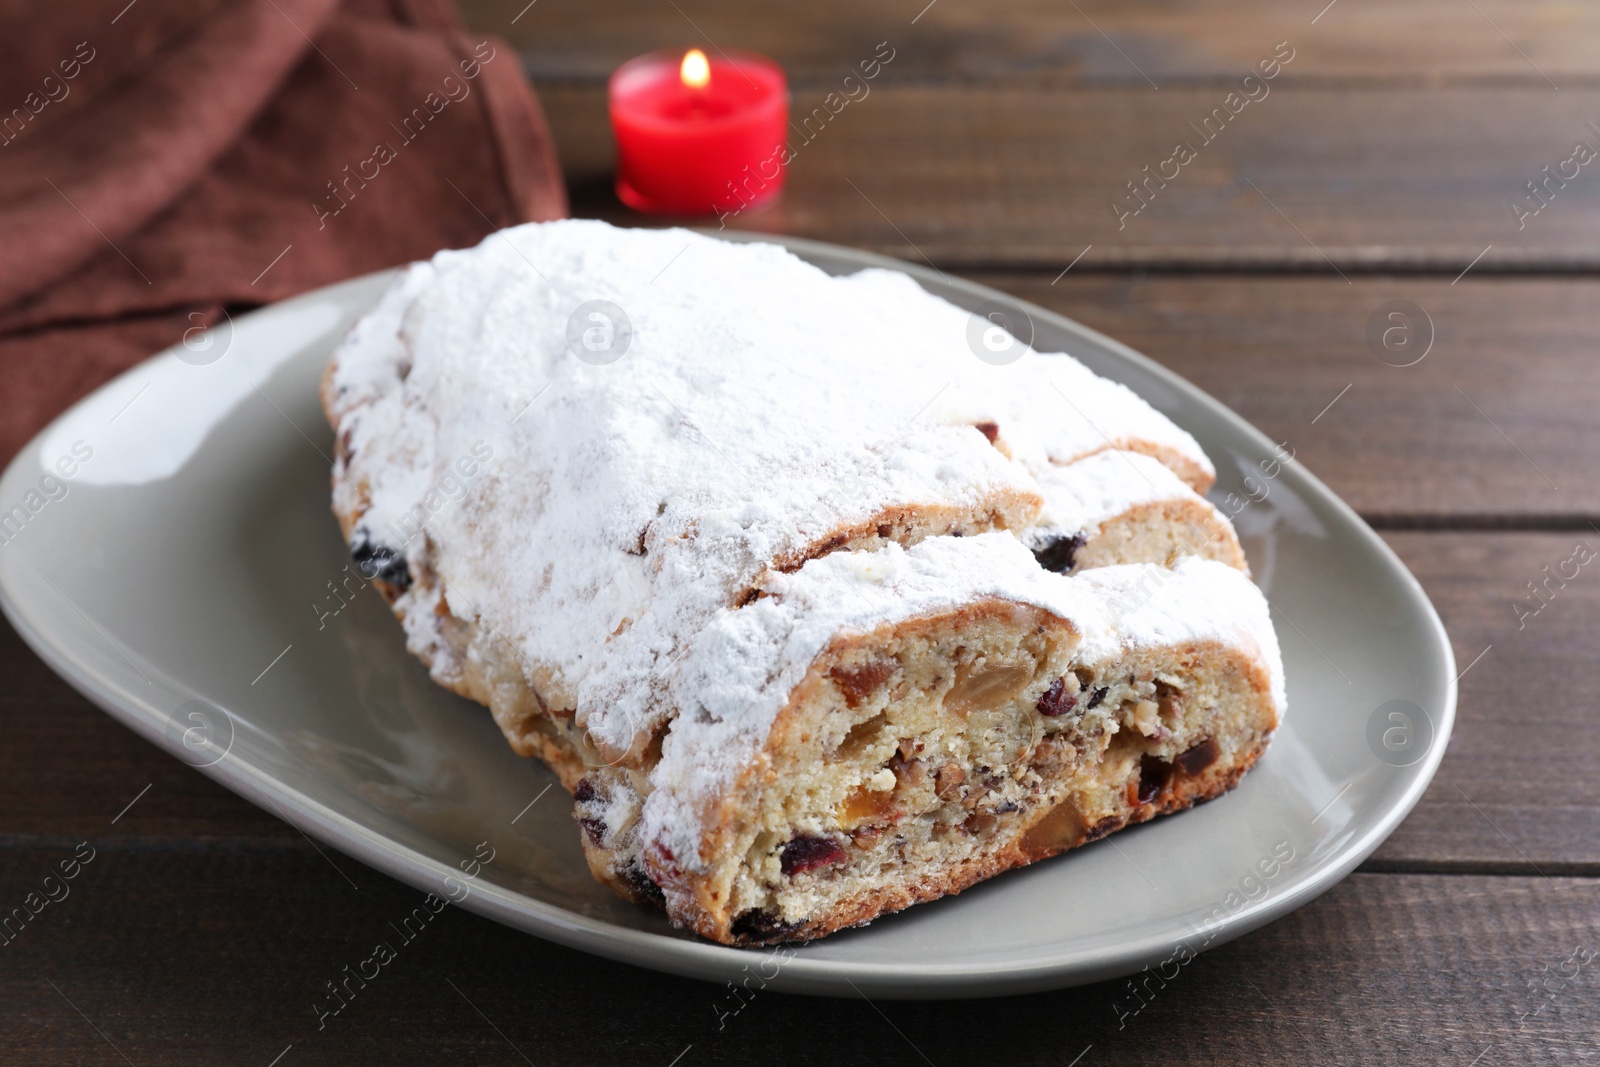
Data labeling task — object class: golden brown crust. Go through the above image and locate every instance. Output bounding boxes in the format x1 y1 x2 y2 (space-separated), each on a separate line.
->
764 497 1043 579
324 342 1270 949
1118 442 1215 496
1073 495 1248 577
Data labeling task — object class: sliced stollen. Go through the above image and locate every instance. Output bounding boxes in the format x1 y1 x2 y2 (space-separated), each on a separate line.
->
1025 450 1247 576
575 533 1284 945
321 220 1218 776
319 219 1278 943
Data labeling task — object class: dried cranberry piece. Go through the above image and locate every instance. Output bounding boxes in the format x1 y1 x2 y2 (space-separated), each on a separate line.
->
573 778 597 803
1032 532 1087 574
1176 737 1220 777
779 834 847 876
1138 754 1171 804
975 421 1000 443
578 816 606 845
1036 676 1079 717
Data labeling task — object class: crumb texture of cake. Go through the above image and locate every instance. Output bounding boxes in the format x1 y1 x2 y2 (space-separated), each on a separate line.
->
576 535 1282 943
321 219 1284 945
1026 450 1247 576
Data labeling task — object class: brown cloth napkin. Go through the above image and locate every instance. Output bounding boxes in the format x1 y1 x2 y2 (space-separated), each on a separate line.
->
0 0 567 462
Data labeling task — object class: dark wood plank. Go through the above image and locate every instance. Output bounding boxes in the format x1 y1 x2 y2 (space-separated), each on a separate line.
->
462 0 1600 88
534 83 1600 271
1373 532 1600 873
0 613 295 848
2 843 1595 1064
6 532 1598 869
973 275 1600 521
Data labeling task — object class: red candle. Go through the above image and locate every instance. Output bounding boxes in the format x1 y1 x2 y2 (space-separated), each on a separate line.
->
609 48 788 216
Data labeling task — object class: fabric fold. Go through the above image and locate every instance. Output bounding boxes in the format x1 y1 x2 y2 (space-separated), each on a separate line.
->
0 0 568 463
0 0 342 309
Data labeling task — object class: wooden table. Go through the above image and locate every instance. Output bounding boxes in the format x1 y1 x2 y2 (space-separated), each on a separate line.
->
7 2 1598 1062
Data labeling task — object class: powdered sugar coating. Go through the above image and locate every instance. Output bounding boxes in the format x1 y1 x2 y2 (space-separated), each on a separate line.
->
1028 449 1214 548
822 268 1215 482
326 220 1217 765
645 533 1283 868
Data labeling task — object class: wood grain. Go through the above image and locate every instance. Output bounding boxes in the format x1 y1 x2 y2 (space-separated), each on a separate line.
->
972 274 1600 520
0 614 294 848
3 4 1593 1059
1374 532 1600 874
1 843 1595 1064
533 83 1600 271
461 0 1600 88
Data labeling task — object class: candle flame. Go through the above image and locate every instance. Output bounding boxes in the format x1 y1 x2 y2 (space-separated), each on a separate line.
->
680 48 711 90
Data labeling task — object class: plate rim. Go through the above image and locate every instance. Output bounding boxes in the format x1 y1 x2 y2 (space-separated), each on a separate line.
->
0 234 1457 999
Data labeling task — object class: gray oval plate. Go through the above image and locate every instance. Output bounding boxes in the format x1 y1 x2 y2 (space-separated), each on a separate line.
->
0 232 1454 999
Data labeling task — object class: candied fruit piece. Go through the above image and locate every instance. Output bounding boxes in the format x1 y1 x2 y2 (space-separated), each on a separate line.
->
836 784 896 829
1176 737 1220 776
946 657 1035 716
1138 754 1172 804
1019 796 1089 859
830 658 896 709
